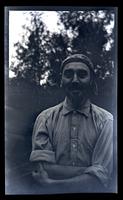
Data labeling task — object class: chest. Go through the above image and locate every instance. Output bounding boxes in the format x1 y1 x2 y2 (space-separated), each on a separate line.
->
51 112 98 153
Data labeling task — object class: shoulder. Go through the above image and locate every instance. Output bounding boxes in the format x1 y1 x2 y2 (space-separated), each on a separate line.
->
36 102 63 122
91 104 113 122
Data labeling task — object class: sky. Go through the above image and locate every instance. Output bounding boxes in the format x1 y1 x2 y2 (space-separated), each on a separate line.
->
9 10 115 78
9 11 62 78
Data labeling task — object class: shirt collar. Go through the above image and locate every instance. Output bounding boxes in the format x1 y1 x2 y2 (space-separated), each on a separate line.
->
62 97 91 117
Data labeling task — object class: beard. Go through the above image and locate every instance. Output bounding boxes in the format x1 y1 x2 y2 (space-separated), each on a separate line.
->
63 82 90 108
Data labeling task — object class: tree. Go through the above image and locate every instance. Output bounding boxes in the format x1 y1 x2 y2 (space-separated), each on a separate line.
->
58 9 115 79
10 12 51 86
45 32 70 86
45 9 116 88
47 9 116 99
10 9 116 89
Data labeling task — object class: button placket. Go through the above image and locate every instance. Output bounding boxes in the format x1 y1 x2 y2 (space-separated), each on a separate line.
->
71 140 77 166
72 140 77 149
72 111 77 125
70 111 79 166
71 111 78 138
73 126 76 131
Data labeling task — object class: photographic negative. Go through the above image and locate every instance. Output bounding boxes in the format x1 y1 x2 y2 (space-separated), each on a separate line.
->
5 7 117 194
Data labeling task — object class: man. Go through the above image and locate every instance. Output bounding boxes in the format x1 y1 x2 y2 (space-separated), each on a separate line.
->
29 54 113 193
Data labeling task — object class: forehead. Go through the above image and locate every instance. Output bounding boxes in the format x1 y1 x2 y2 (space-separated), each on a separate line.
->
63 62 90 72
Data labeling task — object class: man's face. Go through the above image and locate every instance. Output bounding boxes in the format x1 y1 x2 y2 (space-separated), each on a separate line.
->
61 62 91 105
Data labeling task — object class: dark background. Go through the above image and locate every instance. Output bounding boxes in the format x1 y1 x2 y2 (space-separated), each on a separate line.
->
5 80 117 194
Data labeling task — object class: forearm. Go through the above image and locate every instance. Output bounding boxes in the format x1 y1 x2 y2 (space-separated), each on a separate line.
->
43 162 86 179
48 173 103 192
32 162 104 192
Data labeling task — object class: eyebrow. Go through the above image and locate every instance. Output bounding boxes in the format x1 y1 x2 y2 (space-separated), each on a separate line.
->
64 69 88 72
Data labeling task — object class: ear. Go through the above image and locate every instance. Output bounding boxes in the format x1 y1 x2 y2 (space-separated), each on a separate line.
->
60 80 63 88
89 78 93 86
89 71 98 95
90 80 98 95
93 81 98 95
60 72 63 87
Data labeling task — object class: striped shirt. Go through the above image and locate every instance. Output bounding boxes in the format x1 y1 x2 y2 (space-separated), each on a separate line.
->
30 98 113 187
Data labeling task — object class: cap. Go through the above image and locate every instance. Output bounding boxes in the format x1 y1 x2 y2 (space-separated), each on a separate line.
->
61 54 94 73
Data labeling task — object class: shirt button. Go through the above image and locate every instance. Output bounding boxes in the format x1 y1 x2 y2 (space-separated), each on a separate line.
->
73 127 76 131
73 111 77 114
72 143 76 148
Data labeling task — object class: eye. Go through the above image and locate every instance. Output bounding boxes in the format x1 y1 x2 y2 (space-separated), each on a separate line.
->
77 70 88 78
63 70 73 78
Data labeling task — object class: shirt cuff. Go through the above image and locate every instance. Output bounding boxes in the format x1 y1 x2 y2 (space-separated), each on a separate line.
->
30 150 56 163
84 164 109 187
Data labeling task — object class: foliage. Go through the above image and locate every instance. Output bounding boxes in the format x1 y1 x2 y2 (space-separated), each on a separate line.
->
57 10 115 78
10 12 51 85
10 9 116 88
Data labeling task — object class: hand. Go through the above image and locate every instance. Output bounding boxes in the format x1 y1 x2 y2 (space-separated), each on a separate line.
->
32 164 52 185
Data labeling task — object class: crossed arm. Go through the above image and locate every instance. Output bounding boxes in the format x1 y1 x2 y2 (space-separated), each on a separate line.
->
32 162 103 192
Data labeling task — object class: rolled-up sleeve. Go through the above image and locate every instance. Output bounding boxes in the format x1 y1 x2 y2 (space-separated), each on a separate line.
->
84 118 113 187
30 113 56 164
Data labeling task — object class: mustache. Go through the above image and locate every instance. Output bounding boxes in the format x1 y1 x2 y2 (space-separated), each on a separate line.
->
68 83 83 90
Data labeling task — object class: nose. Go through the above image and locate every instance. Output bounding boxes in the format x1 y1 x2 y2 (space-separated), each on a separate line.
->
72 73 79 83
